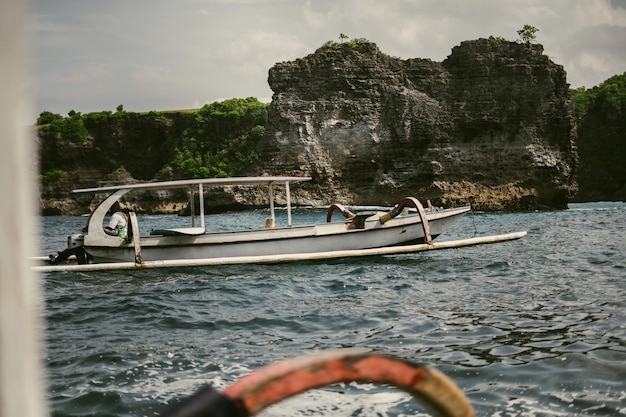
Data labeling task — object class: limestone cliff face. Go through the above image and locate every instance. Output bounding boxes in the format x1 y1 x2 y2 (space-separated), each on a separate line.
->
260 39 578 210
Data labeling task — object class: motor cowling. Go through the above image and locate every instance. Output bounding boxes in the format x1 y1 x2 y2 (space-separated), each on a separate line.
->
67 233 84 249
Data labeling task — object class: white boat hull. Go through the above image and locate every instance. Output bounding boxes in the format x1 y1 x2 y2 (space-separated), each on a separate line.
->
85 207 470 263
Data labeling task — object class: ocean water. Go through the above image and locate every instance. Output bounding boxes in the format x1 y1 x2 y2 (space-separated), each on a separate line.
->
38 202 626 417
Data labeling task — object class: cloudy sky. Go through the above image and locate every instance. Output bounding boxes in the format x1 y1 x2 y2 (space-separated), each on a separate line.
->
31 0 626 120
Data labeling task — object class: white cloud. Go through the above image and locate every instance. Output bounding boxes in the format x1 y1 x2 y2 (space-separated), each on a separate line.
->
31 0 626 118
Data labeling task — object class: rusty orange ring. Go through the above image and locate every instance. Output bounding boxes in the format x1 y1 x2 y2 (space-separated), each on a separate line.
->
160 349 474 417
226 349 474 417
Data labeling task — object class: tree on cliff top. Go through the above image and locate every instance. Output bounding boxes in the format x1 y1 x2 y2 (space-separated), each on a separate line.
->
37 111 63 126
39 110 89 142
517 24 539 44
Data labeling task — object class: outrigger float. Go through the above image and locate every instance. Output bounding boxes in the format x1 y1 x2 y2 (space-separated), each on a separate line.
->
35 176 526 273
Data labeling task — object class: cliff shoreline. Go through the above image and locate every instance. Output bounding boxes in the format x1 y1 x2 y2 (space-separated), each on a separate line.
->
37 38 623 215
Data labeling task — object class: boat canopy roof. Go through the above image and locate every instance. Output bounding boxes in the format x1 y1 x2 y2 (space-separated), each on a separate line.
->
72 176 312 194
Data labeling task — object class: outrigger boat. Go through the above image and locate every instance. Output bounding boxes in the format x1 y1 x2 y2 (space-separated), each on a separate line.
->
39 176 526 272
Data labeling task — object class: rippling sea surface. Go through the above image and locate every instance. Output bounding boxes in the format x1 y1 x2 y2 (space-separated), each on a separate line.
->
39 202 626 417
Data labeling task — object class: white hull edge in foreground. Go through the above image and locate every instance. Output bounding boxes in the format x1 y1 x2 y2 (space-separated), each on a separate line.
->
35 231 526 273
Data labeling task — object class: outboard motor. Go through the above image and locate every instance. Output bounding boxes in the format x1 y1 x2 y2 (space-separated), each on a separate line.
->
68 233 84 249
49 233 89 265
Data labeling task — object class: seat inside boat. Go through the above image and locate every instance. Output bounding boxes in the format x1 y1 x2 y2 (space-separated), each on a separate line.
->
149 227 205 236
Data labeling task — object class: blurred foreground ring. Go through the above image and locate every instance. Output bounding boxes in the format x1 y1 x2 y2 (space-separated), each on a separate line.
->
161 349 475 417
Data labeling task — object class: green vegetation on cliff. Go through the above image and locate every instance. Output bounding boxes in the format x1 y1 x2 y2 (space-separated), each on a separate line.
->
38 168 64 184
37 97 268 182
37 110 89 142
570 72 626 118
164 98 267 178
516 24 539 44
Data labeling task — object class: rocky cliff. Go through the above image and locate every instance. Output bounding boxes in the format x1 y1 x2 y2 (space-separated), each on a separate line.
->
38 38 582 214
259 38 578 211
574 73 626 202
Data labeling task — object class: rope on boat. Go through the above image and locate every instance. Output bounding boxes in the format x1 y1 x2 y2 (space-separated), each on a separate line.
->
159 350 475 417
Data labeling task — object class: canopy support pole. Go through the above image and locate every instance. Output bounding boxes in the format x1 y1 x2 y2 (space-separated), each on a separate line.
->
199 183 205 230
129 211 142 264
269 184 275 225
286 181 292 227
189 185 195 227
